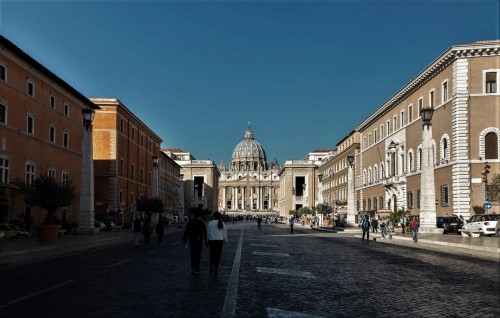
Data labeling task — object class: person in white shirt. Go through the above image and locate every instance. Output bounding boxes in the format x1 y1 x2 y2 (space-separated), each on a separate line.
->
207 212 228 276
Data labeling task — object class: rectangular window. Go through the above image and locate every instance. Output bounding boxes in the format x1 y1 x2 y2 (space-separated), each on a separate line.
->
27 114 34 134
400 111 404 129
120 119 124 133
408 191 414 208
64 104 69 116
120 159 124 176
429 90 435 108
442 81 448 103
131 128 135 141
380 196 384 209
0 104 6 124
418 98 423 117
25 162 35 185
119 191 123 203
47 168 56 180
0 64 5 81
440 185 449 207
0 157 9 183
63 132 69 148
62 170 69 186
131 164 135 179
368 133 372 147
49 125 56 143
380 125 384 139
50 95 56 108
386 121 390 136
374 129 377 143
408 105 413 123
140 168 144 183
393 116 397 133
417 189 421 209
486 72 497 93
27 81 35 97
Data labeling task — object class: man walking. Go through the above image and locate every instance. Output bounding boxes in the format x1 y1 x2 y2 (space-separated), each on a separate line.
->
289 217 295 233
410 216 419 242
183 210 207 275
361 215 370 240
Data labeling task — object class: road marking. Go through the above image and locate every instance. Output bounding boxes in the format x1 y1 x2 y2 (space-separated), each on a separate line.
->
253 252 289 257
251 244 279 247
0 280 75 309
256 267 315 279
267 308 323 318
221 229 243 318
107 259 131 268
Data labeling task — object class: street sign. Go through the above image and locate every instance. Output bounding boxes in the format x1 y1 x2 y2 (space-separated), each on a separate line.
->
483 202 492 210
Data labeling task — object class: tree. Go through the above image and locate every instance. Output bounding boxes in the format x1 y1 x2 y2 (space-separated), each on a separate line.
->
136 197 164 215
488 173 500 204
315 203 333 215
15 175 75 225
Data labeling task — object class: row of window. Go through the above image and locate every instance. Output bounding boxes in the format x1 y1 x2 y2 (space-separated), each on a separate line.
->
362 71 499 151
357 185 450 211
0 104 71 147
118 158 152 185
119 118 155 152
358 131 498 187
0 158 70 185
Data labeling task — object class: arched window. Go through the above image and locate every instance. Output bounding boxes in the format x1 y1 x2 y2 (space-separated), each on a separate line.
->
368 167 372 184
363 170 367 186
373 165 378 183
485 132 498 159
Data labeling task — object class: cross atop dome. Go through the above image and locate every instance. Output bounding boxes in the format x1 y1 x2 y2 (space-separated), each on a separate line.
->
245 122 254 140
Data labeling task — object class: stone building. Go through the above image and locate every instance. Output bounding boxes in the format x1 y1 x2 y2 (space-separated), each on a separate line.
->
218 125 280 215
353 40 500 219
0 35 99 228
91 98 162 225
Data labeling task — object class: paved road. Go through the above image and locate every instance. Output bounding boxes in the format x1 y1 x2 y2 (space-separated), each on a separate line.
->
1 222 499 318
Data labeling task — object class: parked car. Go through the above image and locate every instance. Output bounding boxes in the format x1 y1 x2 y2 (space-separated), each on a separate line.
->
462 214 500 236
0 223 30 239
436 216 464 234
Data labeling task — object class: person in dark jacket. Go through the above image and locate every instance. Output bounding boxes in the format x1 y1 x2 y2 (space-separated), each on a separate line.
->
183 210 208 275
156 217 165 247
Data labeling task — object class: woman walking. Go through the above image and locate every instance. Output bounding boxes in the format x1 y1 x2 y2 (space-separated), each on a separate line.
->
207 212 228 276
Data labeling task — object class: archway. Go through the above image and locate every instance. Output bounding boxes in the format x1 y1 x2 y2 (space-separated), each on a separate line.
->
392 194 397 213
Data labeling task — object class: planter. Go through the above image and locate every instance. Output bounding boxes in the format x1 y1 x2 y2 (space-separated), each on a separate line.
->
322 220 331 227
37 225 61 241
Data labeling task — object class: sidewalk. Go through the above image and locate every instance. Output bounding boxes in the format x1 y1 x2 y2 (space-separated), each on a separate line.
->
300 223 500 260
0 226 181 267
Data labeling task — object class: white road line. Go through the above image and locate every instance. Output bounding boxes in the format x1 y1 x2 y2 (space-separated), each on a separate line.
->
221 229 243 318
267 308 323 318
253 252 289 257
0 280 75 309
250 244 279 247
256 267 315 279
107 259 131 268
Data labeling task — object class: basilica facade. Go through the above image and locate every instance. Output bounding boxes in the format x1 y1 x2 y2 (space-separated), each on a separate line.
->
218 125 281 215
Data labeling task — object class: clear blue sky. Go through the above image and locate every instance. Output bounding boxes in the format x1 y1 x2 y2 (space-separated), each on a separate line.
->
1 0 498 166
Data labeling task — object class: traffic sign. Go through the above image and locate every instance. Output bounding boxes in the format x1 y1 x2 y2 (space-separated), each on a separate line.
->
483 202 492 210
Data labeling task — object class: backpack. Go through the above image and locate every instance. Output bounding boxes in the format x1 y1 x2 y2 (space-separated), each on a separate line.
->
362 220 370 230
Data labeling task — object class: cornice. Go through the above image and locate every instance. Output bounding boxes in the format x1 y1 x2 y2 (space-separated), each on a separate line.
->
355 41 500 131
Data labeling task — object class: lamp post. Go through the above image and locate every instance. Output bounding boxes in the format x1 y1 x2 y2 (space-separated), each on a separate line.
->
178 174 184 227
419 107 442 233
78 108 95 233
346 154 356 226
152 155 159 198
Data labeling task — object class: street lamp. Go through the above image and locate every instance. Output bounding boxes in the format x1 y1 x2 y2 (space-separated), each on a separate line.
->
346 154 356 226
152 155 159 198
78 108 96 233
419 107 442 233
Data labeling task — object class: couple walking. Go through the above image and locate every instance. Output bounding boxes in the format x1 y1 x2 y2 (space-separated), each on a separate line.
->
183 211 228 276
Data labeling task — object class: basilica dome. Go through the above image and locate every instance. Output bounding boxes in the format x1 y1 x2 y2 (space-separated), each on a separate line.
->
230 125 268 172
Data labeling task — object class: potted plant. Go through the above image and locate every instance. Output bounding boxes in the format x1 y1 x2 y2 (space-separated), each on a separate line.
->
15 175 74 241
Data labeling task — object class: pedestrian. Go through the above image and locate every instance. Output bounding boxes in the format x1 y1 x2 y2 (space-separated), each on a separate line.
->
380 218 387 239
143 217 153 247
133 216 142 247
289 217 295 233
400 217 405 234
183 210 208 275
361 215 370 240
371 217 378 233
207 212 228 276
257 216 262 229
156 217 165 247
410 216 419 242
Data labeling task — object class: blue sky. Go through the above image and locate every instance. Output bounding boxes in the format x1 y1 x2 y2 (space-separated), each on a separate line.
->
1 0 498 166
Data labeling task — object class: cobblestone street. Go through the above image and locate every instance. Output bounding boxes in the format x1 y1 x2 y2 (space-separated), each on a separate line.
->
0 222 499 317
